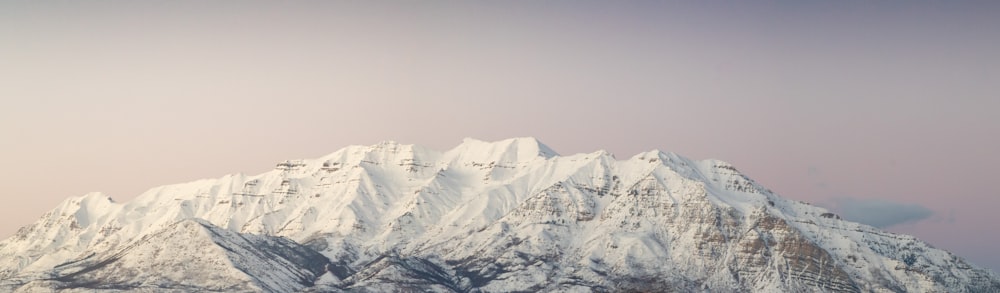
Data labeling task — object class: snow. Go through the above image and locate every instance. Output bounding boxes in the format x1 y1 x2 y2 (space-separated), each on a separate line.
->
21 218 328 292
1 137 998 292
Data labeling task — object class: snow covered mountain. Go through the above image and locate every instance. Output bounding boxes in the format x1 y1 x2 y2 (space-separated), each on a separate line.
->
1 137 998 292
12 218 328 292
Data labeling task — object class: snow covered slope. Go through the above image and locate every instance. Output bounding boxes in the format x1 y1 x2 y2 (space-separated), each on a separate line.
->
11 218 329 292
1 137 998 292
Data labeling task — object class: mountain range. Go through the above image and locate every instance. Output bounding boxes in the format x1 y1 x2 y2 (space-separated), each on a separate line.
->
2 137 997 292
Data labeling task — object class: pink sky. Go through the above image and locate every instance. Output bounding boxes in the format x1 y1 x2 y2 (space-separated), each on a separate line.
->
1 1 998 272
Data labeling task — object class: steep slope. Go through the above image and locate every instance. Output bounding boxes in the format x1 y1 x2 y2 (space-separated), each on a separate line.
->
1 137 998 292
11 219 329 292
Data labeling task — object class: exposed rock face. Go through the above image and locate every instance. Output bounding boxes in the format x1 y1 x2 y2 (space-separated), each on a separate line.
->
1 138 998 292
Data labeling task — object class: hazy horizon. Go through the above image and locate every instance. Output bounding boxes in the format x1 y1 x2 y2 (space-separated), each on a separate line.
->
1 1 998 273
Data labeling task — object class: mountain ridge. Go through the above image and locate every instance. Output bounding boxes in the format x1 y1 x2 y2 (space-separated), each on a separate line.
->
12 218 329 292
2 137 998 292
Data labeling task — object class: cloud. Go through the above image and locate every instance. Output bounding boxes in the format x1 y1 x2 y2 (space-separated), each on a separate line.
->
930 209 957 224
830 198 934 228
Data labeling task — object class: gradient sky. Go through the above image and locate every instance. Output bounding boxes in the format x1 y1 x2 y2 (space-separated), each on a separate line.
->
1 1 998 272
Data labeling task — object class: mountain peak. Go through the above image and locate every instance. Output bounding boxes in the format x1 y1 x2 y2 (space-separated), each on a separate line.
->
71 192 115 204
454 137 558 160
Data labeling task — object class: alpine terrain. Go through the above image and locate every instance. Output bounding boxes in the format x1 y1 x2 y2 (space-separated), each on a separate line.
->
1 137 997 292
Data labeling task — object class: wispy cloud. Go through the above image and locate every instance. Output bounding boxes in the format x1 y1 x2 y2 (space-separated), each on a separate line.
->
830 197 934 228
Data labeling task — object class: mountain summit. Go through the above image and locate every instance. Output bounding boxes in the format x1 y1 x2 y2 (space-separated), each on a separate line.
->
2 138 997 292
